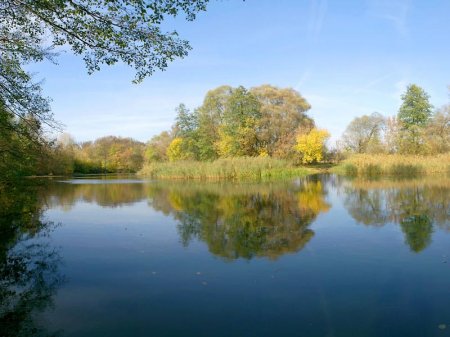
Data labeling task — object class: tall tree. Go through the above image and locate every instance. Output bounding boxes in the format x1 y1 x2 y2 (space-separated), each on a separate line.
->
397 84 433 153
196 85 234 160
217 86 261 157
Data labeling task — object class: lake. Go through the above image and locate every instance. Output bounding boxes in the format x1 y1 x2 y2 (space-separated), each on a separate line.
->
1 174 449 337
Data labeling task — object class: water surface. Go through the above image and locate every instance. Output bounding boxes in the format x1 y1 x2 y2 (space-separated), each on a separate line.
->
1 174 449 336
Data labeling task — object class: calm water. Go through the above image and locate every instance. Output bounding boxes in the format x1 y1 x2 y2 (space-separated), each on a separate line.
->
1 174 449 337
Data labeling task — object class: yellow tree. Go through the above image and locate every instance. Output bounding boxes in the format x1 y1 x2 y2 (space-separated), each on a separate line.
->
167 138 185 162
294 128 330 164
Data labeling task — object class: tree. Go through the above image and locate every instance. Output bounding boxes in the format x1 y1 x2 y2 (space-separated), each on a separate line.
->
196 85 234 160
145 131 172 162
397 84 433 153
424 102 449 154
0 0 212 180
342 112 385 153
167 137 185 161
250 85 313 158
294 128 330 164
217 86 261 157
172 103 199 159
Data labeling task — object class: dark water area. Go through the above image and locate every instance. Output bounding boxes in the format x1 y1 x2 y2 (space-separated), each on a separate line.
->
1 174 449 337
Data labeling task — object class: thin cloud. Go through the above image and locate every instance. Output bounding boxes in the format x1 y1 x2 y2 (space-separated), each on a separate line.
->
367 0 411 37
307 0 328 41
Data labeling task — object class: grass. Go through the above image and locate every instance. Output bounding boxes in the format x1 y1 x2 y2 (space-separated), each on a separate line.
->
138 157 317 181
332 153 450 177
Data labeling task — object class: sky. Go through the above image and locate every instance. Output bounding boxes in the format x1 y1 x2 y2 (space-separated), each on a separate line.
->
29 0 450 144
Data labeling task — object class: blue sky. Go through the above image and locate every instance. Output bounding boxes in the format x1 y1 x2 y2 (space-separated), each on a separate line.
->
30 0 450 144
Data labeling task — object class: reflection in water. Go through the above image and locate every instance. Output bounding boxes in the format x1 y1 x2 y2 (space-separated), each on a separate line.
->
1 175 450 336
342 178 450 252
147 177 330 259
0 184 64 337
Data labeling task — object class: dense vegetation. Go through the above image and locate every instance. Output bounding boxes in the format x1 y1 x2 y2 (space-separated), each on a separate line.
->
339 85 449 156
334 84 450 176
139 84 329 179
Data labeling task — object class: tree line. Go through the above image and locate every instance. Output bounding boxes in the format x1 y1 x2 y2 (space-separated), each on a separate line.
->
339 84 449 156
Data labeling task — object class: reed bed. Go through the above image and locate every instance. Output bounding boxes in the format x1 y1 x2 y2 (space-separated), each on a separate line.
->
138 157 315 181
332 154 450 177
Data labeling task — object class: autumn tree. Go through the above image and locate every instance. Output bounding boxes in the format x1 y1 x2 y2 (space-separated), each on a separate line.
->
294 128 330 164
250 85 314 158
145 131 173 162
424 100 449 154
342 112 385 154
167 137 186 162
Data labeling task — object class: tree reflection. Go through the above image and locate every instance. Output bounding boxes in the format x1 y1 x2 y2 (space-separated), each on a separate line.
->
46 180 146 209
0 183 64 337
343 178 449 252
147 177 330 260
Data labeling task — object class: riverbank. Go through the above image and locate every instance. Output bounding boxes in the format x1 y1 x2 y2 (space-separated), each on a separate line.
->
332 154 450 177
138 157 317 181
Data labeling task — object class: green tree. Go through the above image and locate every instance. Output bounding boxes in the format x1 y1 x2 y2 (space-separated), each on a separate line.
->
172 103 199 159
217 86 261 157
144 131 173 162
397 84 433 153
196 85 234 160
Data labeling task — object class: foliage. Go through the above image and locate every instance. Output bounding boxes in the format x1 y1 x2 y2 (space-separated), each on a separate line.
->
142 84 317 165
0 0 212 182
397 84 433 154
250 84 313 158
145 131 172 162
167 137 185 162
342 112 385 153
339 84 449 157
74 136 145 173
294 128 330 164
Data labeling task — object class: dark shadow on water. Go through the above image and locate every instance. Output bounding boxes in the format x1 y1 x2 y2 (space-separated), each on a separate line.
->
0 183 65 337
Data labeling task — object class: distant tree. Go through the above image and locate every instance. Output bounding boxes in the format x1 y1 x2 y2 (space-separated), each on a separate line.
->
173 104 198 138
294 128 330 164
342 112 385 153
145 131 173 162
424 104 449 154
397 84 433 154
